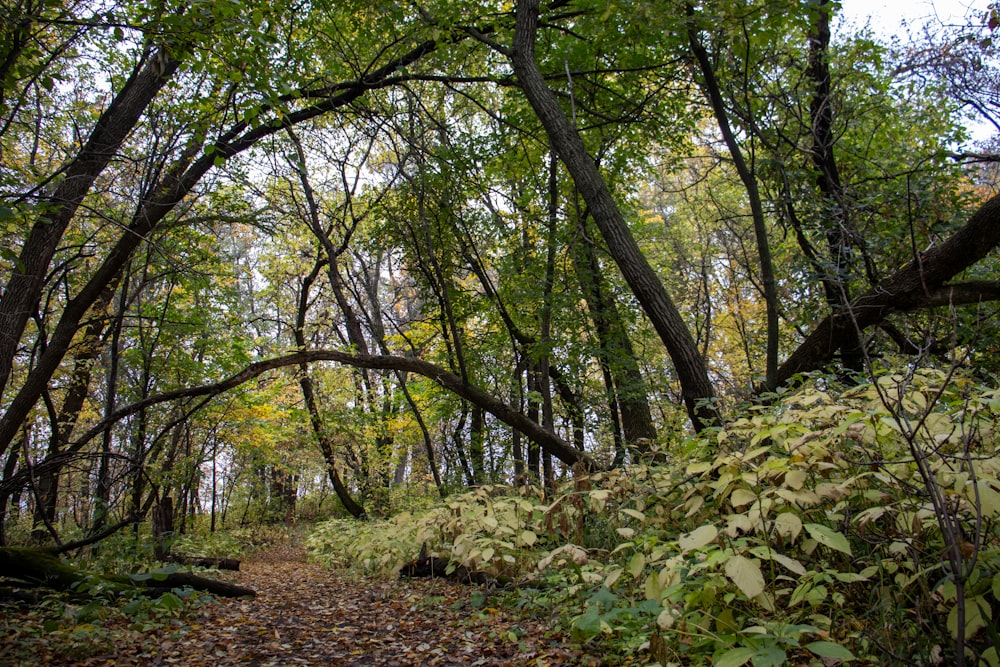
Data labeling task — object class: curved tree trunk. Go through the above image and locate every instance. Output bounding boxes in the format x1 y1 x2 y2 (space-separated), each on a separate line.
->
510 0 720 431
0 38 441 462
0 48 180 401
774 192 1000 386
44 350 600 478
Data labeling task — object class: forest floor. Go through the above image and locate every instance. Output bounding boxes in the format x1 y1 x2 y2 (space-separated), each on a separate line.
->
1 540 595 666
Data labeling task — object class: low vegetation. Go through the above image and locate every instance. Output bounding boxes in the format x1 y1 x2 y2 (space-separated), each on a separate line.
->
307 368 1000 666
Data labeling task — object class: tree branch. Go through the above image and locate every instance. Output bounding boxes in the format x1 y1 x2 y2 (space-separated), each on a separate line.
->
66 350 598 471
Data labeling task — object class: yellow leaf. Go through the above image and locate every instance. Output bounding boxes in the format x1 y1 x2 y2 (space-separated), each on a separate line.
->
784 469 807 490
724 513 753 538
679 523 718 552
657 608 677 630
725 555 765 599
604 567 623 589
730 488 756 508
629 552 646 578
773 512 803 541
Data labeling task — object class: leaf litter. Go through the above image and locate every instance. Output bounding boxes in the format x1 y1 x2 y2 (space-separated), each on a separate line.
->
2 542 591 666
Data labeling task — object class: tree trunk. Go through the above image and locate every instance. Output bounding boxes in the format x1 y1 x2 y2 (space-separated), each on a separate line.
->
151 496 174 561
774 192 1000 386
34 350 599 475
167 555 241 570
0 48 180 402
687 14 780 389
511 0 720 431
0 547 255 597
293 259 366 519
571 215 657 453
805 0 869 375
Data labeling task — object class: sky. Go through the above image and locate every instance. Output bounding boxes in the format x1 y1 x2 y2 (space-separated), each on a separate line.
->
836 0 991 35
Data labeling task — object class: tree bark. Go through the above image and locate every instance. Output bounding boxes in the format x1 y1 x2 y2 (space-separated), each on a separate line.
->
571 216 657 453
510 0 720 431
167 555 241 570
687 15 780 389
151 496 174 561
290 224 366 519
805 0 869 374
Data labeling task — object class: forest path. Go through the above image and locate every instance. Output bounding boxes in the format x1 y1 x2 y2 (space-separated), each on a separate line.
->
19 540 588 666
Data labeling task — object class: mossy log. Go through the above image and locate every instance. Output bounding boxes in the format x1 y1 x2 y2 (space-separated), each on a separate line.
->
0 547 254 598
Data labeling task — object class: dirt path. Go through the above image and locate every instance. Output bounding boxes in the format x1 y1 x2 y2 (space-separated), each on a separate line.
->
11 543 589 666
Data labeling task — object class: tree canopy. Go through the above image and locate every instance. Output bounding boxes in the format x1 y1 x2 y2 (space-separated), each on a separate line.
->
1 0 998 539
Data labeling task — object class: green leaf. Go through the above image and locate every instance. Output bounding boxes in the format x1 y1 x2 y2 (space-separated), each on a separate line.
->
803 523 852 555
571 606 604 641
714 647 755 667
752 646 787 667
157 591 185 610
0 247 24 273
805 640 856 659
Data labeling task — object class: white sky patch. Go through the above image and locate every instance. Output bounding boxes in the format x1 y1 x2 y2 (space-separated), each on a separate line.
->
836 0 990 36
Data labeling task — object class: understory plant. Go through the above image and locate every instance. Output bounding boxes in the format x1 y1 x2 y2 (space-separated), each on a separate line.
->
306 367 1000 665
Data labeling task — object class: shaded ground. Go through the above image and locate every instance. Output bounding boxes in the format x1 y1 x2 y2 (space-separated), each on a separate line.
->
1 542 591 666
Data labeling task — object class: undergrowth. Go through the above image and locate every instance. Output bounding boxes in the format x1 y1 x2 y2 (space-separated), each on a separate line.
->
306 368 1000 666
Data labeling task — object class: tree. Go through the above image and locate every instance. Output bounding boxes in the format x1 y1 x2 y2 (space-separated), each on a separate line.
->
510 0 721 432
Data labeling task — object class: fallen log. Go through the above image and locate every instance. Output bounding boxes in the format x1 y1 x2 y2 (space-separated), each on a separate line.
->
399 543 511 588
167 555 241 571
0 547 254 598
